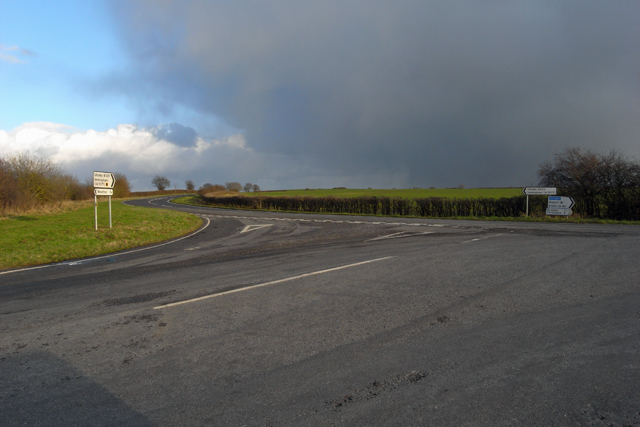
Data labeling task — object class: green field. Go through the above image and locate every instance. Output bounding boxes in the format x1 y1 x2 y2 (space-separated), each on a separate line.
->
0 200 202 270
257 188 523 199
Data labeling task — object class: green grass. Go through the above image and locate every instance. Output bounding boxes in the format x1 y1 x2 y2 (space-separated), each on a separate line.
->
0 200 202 270
255 188 523 199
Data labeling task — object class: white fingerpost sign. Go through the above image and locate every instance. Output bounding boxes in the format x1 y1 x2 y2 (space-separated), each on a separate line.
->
93 171 117 230
522 187 557 195
522 187 557 217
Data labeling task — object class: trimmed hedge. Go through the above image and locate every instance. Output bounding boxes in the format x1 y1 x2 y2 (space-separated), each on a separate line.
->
200 195 552 218
200 190 640 219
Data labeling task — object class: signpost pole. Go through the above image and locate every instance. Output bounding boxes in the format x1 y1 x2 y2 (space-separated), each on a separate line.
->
94 195 98 231
523 188 556 217
93 171 116 231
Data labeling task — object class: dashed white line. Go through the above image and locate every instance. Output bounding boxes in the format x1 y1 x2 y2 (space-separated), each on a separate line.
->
366 231 434 242
367 231 407 241
202 213 448 229
460 233 505 244
154 256 396 309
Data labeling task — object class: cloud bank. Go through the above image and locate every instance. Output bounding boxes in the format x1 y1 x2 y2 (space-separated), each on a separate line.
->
0 122 315 191
99 0 640 189
3 121 403 190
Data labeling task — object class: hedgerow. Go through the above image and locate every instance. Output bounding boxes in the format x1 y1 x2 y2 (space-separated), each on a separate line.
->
200 194 553 218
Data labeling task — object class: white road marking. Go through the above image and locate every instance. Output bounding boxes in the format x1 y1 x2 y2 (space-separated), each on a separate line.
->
0 217 211 276
367 231 407 241
202 213 455 230
240 224 273 233
366 231 434 242
460 233 505 244
154 256 396 309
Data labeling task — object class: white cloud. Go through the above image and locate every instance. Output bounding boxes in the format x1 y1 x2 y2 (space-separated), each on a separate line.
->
0 44 36 64
0 122 420 190
0 122 339 191
0 122 257 189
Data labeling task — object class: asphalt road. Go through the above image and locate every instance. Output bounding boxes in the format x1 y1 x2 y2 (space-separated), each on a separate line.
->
2 196 639 426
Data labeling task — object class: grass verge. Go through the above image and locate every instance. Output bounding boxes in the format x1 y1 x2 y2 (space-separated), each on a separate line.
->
0 200 202 270
170 195 639 225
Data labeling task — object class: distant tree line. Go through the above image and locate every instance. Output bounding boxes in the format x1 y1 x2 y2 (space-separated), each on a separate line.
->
194 181 260 196
151 177 261 195
1 151 131 214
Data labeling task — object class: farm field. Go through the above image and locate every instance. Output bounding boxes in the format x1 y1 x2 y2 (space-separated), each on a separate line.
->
258 188 523 199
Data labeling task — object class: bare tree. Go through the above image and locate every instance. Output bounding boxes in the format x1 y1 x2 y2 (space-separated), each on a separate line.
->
152 175 170 191
243 182 253 192
1 151 92 212
113 173 132 198
185 180 195 191
538 148 604 216
252 183 260 192
4 151 63 203
198 183 226 196
225 181 242 192
538 147 640 218
597 150 640 219
0 157 23 209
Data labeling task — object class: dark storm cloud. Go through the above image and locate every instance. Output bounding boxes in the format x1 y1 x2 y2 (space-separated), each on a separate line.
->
150 123 198 147
106 0 640 188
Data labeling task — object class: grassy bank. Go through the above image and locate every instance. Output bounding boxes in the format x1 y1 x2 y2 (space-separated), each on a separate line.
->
0 200 202 270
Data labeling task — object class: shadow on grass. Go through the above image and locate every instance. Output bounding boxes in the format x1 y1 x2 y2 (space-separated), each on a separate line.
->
11 216 38 221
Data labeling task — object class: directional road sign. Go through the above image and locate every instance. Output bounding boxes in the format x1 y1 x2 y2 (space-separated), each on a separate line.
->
94 188 113 196
548 196 574 209
546 208 573 216
93 171 116 188
523 187 556 195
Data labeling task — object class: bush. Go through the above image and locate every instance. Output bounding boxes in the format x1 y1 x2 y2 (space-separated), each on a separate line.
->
0 151 92 214
113 173 132 198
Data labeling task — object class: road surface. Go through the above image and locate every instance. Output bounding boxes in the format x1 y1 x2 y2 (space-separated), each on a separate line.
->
2 196 639 426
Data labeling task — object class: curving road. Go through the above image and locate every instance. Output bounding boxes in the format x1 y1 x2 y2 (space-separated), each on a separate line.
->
2 197 639 426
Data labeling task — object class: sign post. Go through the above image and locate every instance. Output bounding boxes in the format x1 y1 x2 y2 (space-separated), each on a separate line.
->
522 187 557 217
93 172 116 230
546 196 574 217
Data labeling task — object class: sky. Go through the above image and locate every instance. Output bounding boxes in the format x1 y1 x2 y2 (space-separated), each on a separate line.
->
1 1 639 191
